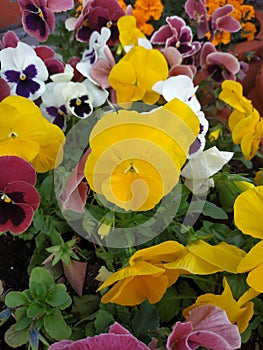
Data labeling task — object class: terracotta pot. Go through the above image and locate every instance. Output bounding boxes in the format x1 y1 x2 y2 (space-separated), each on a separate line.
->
229 9 263 109
0 0 21 30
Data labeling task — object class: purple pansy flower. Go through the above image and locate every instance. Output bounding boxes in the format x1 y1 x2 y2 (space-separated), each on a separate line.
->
200 42 240 82
48 322 150 350
66 0 125 45
151 16 201 58
18 0 73 42
0 42 48 100
167 304 241 350
0 156 40 235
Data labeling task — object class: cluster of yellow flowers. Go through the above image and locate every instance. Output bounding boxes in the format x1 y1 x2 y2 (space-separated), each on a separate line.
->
206 0 257 45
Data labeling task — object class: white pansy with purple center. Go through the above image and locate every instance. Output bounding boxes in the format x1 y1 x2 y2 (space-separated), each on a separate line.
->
0 42 48 100
76 27 111 80
152 75 209 158
40 83 69 131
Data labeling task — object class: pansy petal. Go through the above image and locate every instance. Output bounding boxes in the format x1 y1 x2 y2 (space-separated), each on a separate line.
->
0 202 34 234
234 186 263 239
4 181 40 210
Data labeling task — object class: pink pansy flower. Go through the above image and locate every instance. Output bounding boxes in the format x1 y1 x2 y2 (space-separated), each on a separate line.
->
59 149 91 213
185 1 240 41
18 0 73 42
151 16 201 58
167 304 241 350
48 322 151 350
199 42 240 82
0 156 40 235
163 47 196 80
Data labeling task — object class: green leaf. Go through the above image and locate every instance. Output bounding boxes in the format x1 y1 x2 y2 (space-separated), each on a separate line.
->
45 284 72 309
4 324 30 348
29 267 54 299
27 302 46 318
5 291 29 308
131 301 159 337
44 309 71 340
202 201 228 219
156 288 180 323
72 294 100 317
94 309 114 334
15 316 32 331
85 322 96 337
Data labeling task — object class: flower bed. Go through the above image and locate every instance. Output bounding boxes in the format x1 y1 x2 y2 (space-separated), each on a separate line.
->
0 0 263 349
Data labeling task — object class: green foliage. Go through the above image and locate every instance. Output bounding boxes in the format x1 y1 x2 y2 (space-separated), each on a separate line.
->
3 267 72 348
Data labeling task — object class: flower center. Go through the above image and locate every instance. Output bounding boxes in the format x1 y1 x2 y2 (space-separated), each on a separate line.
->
38 8 44 19
20 73 26 81
125 162 139 174
9 131 18 138
1 193 12 203
106 21 112 28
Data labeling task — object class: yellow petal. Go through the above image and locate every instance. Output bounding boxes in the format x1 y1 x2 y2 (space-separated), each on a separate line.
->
246 263 263 293
189 241 245 273
101 273 169 305
238 241 263 273
219 80 253 113
97 260 165 290
234 186 263 239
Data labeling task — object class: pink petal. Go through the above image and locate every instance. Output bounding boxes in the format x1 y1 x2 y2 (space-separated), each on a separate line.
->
62 260 87 296
216 16 241 32
0 156 37 189
90 59 112 88
169 65 196 79
163 47 182 67
185 0 207 20
151 25 173 45
200 42 216 66
47 0 74 12
167 322 193 350
0 30 19 49
207 52 240 74
34 45 55 60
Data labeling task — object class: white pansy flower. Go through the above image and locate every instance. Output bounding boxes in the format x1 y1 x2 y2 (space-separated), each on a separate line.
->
181 146 234 196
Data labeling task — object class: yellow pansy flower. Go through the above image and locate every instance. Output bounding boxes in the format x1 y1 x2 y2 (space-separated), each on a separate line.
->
97 241 185 306
219 80 263 160
84 99 199 211
108 46 168 104
0 95 65 173
97 240 245 306
117 15 146 49
183 277 258 333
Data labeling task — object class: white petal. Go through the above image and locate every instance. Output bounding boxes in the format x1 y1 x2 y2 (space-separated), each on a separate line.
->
51 64 74 83
83 79 108 107
138 38 152 49
65 17 78 31
181 146 234 179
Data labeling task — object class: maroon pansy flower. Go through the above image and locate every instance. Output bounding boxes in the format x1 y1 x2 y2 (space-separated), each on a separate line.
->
72 0 125 45
18 0 55 42
0 78 10 102
34 45 65 76
0 156 40 235
0 30 19 49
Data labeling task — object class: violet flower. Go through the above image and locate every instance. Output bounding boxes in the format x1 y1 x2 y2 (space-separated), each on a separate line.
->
18 0 73 42
167 304 241 350
48 321 151 350
199 42 240 82
150 16 201 58
59 149 91 213
66 0 124 45
0 156 40 235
